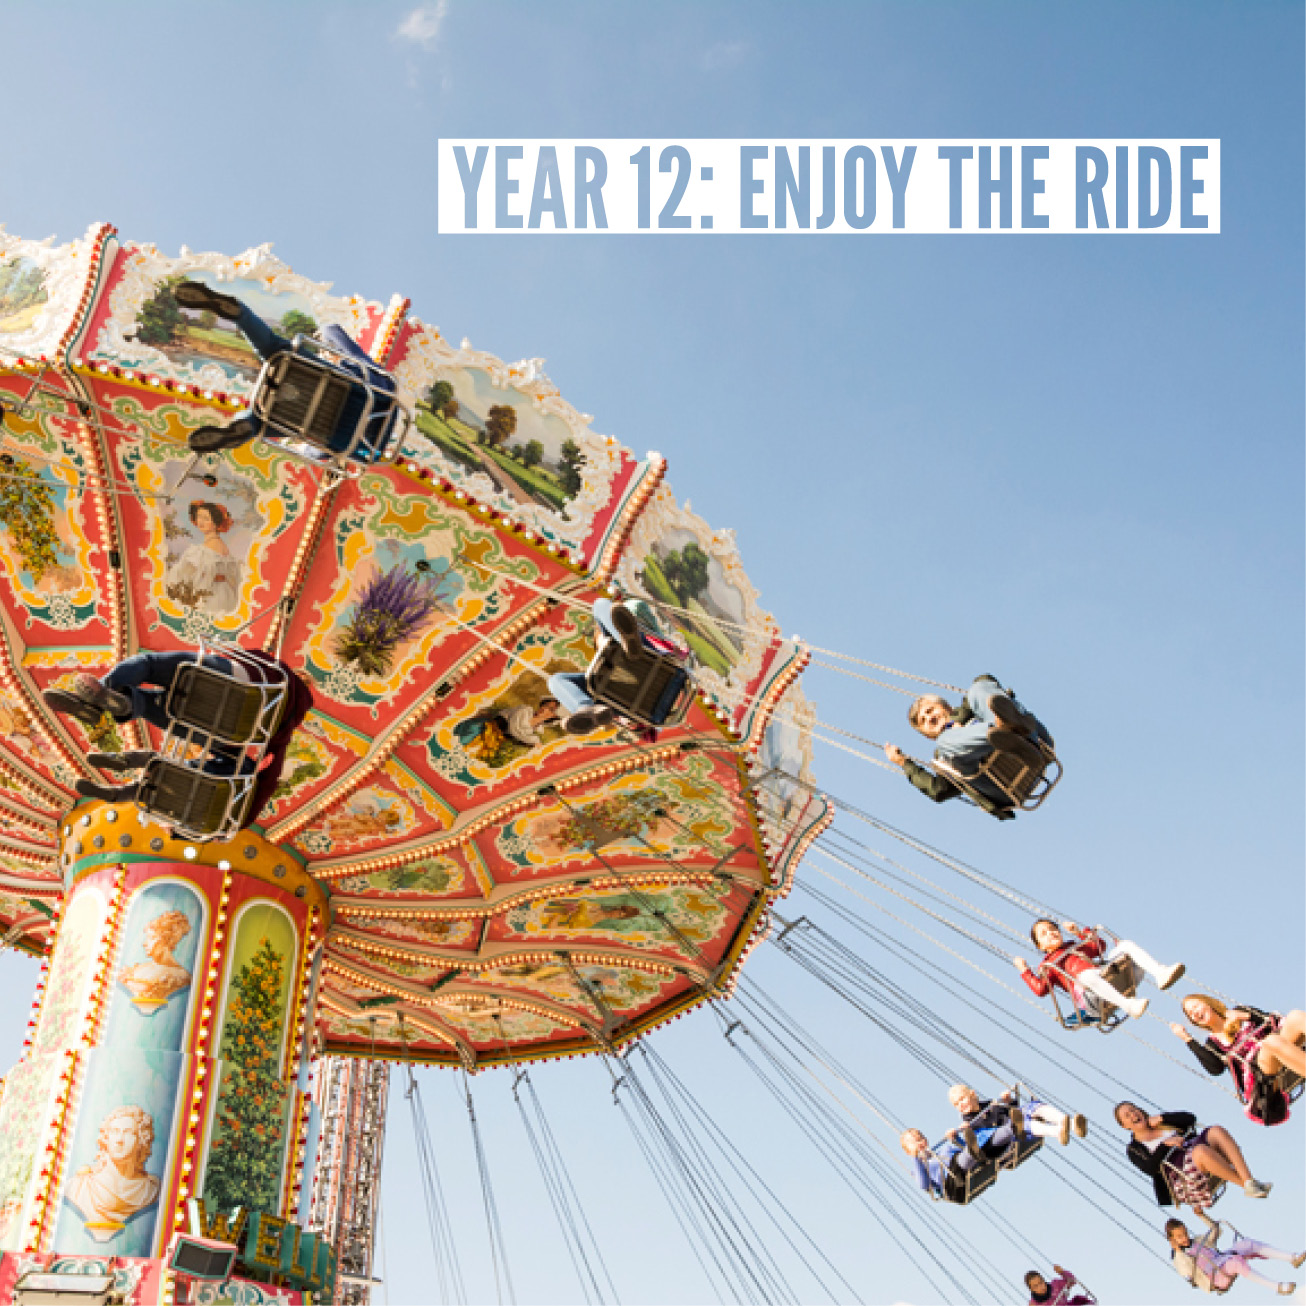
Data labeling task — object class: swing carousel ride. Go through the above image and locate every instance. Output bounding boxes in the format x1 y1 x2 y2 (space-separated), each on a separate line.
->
0 223 826 1302
0 224 1296 1306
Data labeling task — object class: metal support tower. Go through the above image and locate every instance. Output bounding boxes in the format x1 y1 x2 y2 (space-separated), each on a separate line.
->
309 1056 390 1305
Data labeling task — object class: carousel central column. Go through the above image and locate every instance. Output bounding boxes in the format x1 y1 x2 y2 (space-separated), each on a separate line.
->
0 799 328 1273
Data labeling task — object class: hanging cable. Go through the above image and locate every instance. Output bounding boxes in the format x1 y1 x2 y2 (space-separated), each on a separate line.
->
462 1070 517 1306
607 1047 795 1305
716 997 1006 1304
512 1068 621 1305
795 879 1155 1109
638 1043 859 1305
402 1059 467 1304
817 826 1028 947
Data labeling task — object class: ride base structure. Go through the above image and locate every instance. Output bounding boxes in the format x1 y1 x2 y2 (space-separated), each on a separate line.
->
0 224 828 1302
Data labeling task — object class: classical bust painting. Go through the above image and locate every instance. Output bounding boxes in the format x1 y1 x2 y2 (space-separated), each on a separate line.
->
64 1105 161 1242
118 908 193 1012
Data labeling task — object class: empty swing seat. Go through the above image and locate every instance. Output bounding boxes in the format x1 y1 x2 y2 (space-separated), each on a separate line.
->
586 638 694 728
136 759 254 842
249 334 411 469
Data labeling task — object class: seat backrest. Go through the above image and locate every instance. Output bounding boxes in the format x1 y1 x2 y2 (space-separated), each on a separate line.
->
138 760 247 839
1099 955 1140 998
982 749 1044 804
1278 1070 1304 1103
587 641 691 727
257 353 354 449
959 1157 999 1204
168 665 273 745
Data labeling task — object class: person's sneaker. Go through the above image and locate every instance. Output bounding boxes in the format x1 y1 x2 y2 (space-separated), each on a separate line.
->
987 727 1046 771
1243 1178 1272 1199
43 676 130 725
1274 1283 1295 1297
188 417 260 454
1156 962 1187 991
87 749 156 772
75 778 137 803
563 706 617 736
989 693 1038 737
961 1127 983 1162
1291 1252 1306 1270
172 279 244 320
609 604 644 659
1123 996 1150 1019
1058 1116 1071 1146
1073 1114 1089 1138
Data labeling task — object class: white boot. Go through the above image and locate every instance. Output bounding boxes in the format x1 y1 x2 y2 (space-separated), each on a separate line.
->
1115 940 1185 991
1080 967 1148 1019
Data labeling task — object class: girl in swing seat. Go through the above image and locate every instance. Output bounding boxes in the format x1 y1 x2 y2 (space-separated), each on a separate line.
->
1171 995 1306 1126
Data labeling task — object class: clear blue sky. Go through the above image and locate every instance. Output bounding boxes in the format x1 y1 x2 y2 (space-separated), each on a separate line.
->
0 3 1301 1302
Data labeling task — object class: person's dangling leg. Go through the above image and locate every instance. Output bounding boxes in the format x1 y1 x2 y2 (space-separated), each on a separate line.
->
102 651 232 732
977 1123 1017 1159
1024 1103 1071 1145
1219 1254 1293 1291
592 599 644 658
1079 965 1149 1019
230 303 292 362
1258 1011 1306 1078
548 672 595 717
177 293 290 452
1109 939 1185 991
1229 1237 1301 1266
547 671 614 736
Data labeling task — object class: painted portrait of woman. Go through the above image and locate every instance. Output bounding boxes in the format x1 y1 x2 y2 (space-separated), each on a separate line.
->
166 500 243 613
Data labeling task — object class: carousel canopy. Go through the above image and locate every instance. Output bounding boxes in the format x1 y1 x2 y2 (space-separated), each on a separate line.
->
0 223 828 1068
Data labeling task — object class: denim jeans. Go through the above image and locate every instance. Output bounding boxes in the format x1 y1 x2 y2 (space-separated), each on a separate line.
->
103 651 233 730
102 651 240 775
547 601 655 716
547 671 595 715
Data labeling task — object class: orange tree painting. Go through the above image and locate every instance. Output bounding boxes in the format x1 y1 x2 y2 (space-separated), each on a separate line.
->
0 455 66 582
202 940 289 1214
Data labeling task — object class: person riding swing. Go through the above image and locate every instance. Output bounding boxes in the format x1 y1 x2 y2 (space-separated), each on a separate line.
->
1015 918 1185 1026
1165 1217 1304 1295
547 598 691 739
171 280 407 469
44 646 313 836
884 674 1058 820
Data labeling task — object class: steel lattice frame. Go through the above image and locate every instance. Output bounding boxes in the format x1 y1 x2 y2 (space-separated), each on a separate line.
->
310 1057 391 1305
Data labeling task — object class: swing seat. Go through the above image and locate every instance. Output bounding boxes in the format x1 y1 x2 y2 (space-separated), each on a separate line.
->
1276 1070 1305 1105
586 638 693 729
249 335 410 470
1160 1158 1228 1213
165 658 288 748
935 738 1061 815
136 758 254 842
931 1134 1044 1205
143 644 294 840
1049 943 1137 1034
